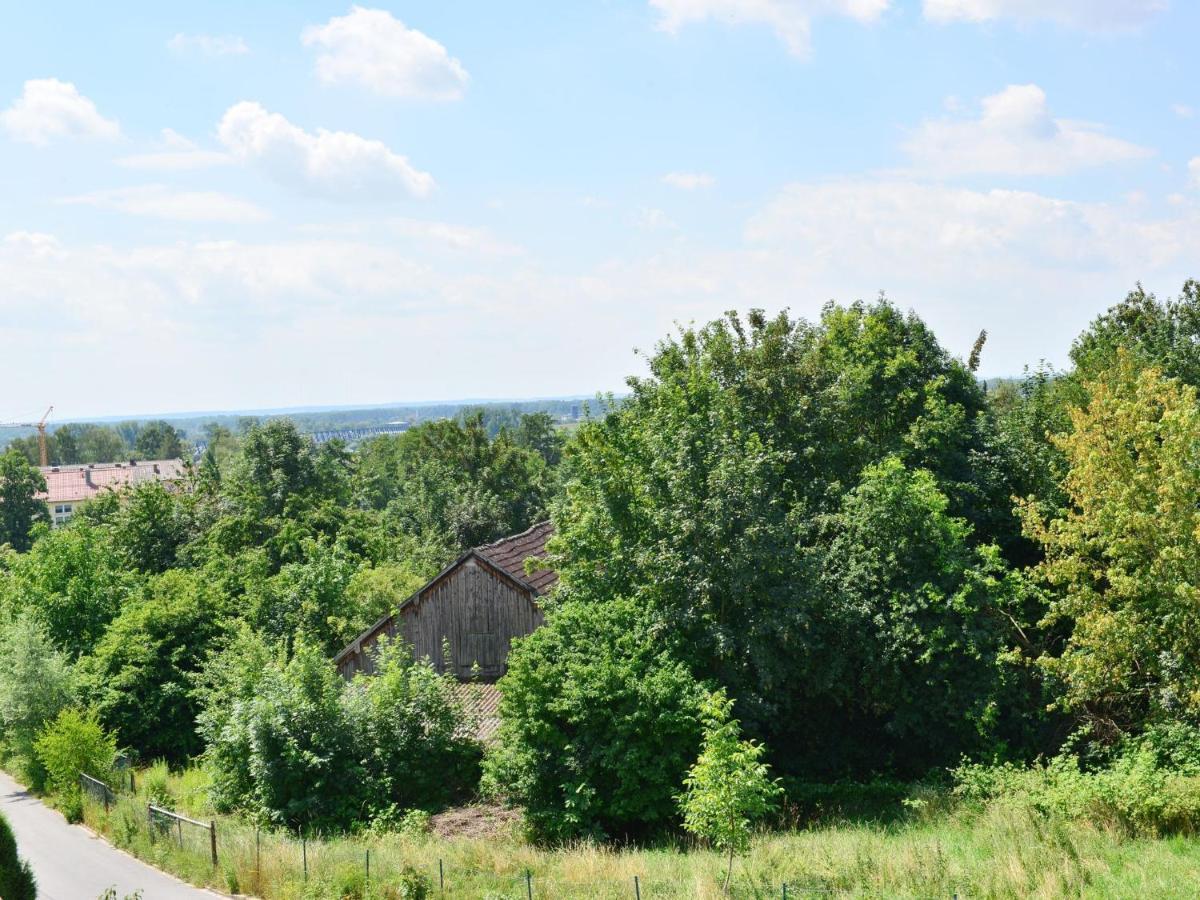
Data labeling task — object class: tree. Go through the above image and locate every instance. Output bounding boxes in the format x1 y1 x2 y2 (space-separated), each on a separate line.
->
483 597 707 841
1071 281 1200 388
134 420 184 460
0 450 48 552
548 303 1028 777
0 612 75 788
678 692 780 893
1023 352 1200 738
4 521 138 657
0 810 36 900
111 481 191 574
78 570 227 762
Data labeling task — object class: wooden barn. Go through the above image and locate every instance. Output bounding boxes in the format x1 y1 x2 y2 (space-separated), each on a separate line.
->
334 521 557 683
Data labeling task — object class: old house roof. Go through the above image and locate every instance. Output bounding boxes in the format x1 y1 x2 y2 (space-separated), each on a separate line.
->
333 521 557 673
474 520 558 594
37 459 187 505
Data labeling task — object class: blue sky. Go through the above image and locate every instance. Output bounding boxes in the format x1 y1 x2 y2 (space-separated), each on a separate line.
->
2 0 1198 419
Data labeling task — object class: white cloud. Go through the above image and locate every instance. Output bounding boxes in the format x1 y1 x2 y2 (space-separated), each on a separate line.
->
923 0 1167 29
116 128 233 171
59 185 268 223
1189 157 1200 189
1173 103 1195 119
635 207 678 230
217 101 434 199
903 84 1152 176
167 33 249 56
1 78 120 145
650 0 890 58
302 6 468 100
663 171 715 189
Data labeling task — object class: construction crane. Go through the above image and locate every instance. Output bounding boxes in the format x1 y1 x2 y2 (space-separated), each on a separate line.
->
0 406 54 466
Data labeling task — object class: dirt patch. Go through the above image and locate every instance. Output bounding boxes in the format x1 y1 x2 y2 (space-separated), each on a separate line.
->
430 804 522 839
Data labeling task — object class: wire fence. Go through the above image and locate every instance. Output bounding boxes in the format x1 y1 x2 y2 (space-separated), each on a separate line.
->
78 769 966 898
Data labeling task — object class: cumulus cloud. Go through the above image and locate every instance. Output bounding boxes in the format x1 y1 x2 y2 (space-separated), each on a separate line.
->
217 101 434 199
1 78 120 145
923 0 1167 29
116 128 233 171
302 6 468 100
650 0 890 58
59 185 268 223
167 33 249 56
903 84 1152 176
663 171 715 189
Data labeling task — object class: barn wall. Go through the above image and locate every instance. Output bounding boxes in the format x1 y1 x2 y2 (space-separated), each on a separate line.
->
401 558 543 681
336 555 543 682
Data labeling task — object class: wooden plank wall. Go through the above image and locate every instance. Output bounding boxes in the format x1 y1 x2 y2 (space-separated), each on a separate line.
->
338 556 543 682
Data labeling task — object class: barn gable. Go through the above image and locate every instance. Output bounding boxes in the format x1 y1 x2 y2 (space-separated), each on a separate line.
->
335 522 555 682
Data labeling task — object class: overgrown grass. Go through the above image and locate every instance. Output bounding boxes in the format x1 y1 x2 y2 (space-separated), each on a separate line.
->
68 764 1200 899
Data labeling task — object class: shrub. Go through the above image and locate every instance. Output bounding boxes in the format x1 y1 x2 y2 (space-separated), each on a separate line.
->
33 706 117 802
483 597 707 842
0 810 37 900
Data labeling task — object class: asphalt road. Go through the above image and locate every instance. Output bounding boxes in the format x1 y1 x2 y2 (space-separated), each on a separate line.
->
0 770 214 900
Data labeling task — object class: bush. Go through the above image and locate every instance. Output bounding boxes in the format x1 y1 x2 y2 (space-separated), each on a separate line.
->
952 731 1200 837
483 597 707 842
198 632 477 832
0 810 37 900
33 706 117 802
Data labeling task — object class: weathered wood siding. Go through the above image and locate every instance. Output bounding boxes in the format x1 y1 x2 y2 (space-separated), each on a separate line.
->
338 555 543 682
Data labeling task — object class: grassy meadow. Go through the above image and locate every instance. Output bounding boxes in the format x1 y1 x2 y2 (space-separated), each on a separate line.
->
70 764 1200 899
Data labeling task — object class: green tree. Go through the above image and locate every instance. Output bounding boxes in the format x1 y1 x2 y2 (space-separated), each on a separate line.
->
79 570 227 762
4 521 138 657
483 598 707 841
111 481 191 574
0 612 75 788
1071 281 1200 388
0 450 48 552
549 303 1028 776
134 420 184 459
678 691 780 893
1023 352 1200 737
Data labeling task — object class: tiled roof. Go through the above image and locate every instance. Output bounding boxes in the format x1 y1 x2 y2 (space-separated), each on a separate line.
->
474 520 557 595
452 682 503 744
37 459 187 505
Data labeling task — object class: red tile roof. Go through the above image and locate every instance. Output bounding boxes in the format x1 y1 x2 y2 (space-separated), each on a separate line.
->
474 521 557 595
37 459 187 505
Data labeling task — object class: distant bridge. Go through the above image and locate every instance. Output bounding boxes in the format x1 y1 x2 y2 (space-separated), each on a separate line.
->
308 423 411 445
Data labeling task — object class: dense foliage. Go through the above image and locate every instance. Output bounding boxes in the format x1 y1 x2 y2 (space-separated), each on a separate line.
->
198 631 478 830
5 284 1200 847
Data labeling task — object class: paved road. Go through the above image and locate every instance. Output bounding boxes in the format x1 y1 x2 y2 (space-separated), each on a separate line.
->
0 770 214 899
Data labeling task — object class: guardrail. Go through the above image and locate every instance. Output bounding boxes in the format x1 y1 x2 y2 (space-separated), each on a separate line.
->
148 803 218 867
79 772 114 812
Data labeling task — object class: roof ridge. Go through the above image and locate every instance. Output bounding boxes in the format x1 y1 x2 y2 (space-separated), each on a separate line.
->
473 519 552 554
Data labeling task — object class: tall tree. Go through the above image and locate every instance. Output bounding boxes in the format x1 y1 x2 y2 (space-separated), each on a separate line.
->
0 450 48 552
1023 352 1200 738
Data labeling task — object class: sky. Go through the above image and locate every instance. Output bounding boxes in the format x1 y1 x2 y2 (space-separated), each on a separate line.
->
2 0 1199 420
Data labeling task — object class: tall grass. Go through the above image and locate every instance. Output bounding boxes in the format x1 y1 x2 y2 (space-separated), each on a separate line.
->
75 766 1200 899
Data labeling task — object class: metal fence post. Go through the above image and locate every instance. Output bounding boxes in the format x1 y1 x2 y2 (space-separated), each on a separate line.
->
256 827 261 883
782 883 788 900
210 820 218 867
303 836 308 882
439 857 444 896
634 875 641 899
365 848 370 884
526 869 533 900
177 817 183 849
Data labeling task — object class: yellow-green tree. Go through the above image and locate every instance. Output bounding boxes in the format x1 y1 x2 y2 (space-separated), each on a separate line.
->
1023 351 1200 735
